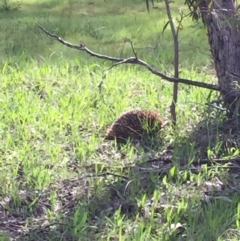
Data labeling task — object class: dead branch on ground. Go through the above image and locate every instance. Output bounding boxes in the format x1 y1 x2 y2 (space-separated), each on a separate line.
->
74 155 240 178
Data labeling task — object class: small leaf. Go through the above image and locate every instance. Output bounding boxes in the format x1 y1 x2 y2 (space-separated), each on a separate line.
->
178 23 183 30
169 222 185 234
162 21 170 35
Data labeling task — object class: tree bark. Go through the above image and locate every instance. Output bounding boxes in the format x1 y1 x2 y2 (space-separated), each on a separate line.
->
201 0 240 116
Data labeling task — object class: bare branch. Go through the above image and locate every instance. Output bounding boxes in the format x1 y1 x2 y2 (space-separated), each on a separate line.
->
37 24 220 91
164 0 180 126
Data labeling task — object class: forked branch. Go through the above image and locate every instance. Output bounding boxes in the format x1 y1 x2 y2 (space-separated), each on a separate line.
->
37 24 220 91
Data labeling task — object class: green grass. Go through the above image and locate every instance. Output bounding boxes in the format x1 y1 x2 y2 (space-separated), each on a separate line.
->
0 0 240 240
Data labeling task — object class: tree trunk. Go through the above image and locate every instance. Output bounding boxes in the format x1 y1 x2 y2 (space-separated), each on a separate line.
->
201 0 240 117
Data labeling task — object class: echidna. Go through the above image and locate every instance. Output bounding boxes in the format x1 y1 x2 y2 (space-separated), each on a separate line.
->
105 109 164 143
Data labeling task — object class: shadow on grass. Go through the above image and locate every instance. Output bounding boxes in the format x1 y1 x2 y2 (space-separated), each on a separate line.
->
0 1 105 62
1 114 240 240
0 0 61 18
0 0 77 15
0 0 205 64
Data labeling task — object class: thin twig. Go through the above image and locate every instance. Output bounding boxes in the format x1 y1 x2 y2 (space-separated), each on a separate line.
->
164 0 180 126
37 24 220 91
124 38 138 58
145 155 240 166
79 171 129 180
192 157 240 166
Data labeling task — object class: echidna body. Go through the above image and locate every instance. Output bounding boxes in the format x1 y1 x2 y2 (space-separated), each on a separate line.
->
105 109 164 142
